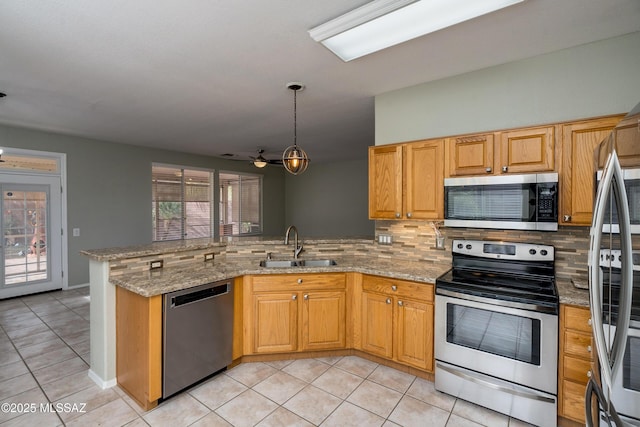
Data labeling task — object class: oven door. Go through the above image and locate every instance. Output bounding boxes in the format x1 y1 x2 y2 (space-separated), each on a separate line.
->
435 293 558 395
602 322 640 424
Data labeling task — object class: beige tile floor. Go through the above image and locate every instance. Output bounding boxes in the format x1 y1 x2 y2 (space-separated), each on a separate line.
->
0 289 536 426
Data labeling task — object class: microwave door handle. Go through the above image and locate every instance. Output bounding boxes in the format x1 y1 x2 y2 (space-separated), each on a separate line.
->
589 149 633 392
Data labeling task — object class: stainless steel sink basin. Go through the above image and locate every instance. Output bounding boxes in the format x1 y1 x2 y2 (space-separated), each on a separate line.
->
259 259 337 268
301 259 338 267
259 260 302 268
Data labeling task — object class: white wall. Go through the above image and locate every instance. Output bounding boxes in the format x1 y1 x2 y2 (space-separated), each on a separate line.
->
375 32 640 145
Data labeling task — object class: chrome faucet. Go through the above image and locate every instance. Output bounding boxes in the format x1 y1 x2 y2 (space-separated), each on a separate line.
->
284 225 303 259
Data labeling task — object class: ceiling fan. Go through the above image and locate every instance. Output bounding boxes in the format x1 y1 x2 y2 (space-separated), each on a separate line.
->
249 149 283 168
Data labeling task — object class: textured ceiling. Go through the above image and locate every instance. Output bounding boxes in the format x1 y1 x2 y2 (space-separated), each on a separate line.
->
0 1 639 163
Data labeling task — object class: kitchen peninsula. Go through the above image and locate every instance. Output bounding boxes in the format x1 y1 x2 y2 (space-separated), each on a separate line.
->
81 236 588 412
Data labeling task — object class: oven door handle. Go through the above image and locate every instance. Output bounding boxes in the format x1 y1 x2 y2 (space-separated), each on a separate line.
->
436 288 557 314
436 362 555 404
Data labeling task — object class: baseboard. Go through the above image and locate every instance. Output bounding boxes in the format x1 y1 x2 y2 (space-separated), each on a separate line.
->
66 283 90 290
88 369 117 389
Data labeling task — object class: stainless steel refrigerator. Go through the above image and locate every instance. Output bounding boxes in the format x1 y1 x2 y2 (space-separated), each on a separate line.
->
587 102 640 426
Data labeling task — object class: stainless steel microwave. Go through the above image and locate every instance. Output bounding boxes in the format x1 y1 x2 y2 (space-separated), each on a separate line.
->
444 173 558 231
597 168 640 234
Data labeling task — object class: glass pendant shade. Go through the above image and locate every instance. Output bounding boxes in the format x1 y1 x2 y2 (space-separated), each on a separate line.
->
282 145 309 175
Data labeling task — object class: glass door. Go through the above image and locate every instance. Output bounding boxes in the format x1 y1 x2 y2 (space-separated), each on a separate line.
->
0 178 62 299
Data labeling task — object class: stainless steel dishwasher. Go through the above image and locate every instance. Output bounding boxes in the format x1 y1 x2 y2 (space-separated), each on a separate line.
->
163 280 234 398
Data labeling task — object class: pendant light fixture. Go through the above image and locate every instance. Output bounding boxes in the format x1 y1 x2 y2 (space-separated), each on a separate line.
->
282 82 310 175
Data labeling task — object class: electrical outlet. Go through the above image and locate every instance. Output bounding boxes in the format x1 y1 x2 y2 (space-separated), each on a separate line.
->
378 234 392 245
72 228 80 237
150 260 163 270
204 253 214 261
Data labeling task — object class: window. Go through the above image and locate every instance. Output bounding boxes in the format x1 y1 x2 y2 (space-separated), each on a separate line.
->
219 172 262 236
152 165 214 241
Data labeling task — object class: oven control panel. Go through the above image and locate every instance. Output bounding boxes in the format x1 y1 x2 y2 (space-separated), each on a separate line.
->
452 239 554 261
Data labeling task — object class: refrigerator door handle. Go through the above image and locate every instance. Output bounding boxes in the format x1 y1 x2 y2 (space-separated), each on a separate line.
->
589 149 634 392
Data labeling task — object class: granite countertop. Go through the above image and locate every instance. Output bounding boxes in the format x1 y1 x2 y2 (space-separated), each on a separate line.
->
557 277 590 307
109 255 451 297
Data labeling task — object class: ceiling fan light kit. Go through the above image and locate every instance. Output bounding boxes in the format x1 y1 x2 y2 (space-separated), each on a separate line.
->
282 82 310 175
252 150 268 168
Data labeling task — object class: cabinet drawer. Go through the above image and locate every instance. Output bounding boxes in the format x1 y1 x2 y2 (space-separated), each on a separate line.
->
362 275 433 302
564 330 593 359
561 379 587 423
252 273 346 292
564 305 591 333
563 355 592 384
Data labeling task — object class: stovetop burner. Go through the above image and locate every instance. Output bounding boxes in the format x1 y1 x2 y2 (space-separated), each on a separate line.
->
436 240 559 314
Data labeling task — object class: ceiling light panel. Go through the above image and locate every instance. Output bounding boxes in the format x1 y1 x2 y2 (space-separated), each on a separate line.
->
310 0 526 62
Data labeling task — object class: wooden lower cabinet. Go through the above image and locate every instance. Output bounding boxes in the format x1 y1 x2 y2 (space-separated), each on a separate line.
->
115 286 162 411
360 275 434 372
302 290 346 351
253 292 298 353
558 304 595 424
361 291 393 358
246 273 347 354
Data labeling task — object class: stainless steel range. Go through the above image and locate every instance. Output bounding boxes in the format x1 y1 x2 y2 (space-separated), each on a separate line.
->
435 239 559 427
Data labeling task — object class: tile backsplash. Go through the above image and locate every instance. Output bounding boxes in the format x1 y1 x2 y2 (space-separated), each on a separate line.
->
375 220 590 281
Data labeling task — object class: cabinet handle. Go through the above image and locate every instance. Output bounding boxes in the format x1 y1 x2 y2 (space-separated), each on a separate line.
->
386 298 391 304
502 166 508 173
407 212 412 218
398 300 403 306
564 215 572 222
391 285 397 291
588 318 592 326
587 345 592 353
395 213 401 218
587 370 592 378
297 278 303 284
292 294 297 300
303 294 308 300
485 167 492 173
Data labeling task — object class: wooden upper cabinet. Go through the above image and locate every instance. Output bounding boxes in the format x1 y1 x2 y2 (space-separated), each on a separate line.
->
369 140 444 220
448 134 495 176
498 126 555 173
561 116 624 225
405 140 444 220
595 112 640 169
369 145 403 219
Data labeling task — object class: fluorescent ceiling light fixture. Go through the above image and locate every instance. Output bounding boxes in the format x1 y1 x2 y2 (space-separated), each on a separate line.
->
309 0 526 61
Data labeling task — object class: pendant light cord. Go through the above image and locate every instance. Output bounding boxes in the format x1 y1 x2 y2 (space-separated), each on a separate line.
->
293 88 297 148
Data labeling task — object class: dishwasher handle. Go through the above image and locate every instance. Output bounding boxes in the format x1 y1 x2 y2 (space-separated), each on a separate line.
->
170 283 229 308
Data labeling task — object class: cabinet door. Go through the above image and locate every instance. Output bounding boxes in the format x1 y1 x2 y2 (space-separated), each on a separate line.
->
301 290 346 351
499 126 555 173
369 145 403 219
395 298 433 371
448 134 495 176
253 292 298 353
361 292 393 358
561 117 622 225
405 140 444 220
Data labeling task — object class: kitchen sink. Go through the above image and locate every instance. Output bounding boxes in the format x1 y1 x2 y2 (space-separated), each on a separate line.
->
259 260 302 268
301 259 338 267
259 259 338 268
